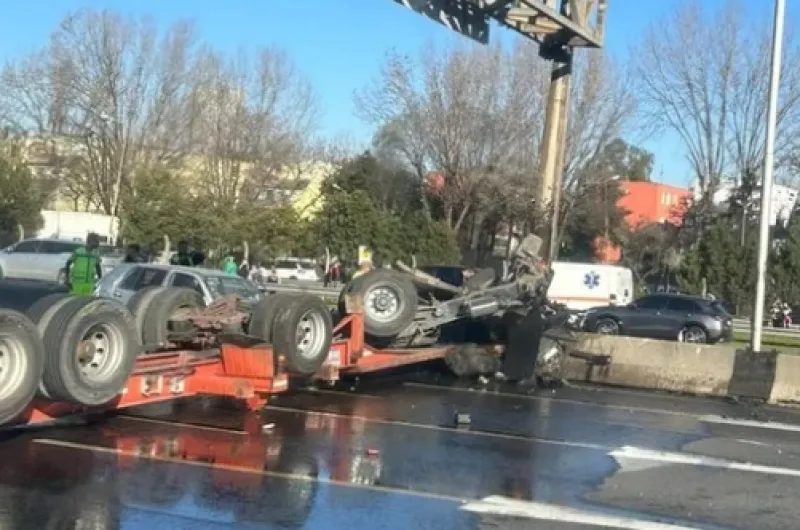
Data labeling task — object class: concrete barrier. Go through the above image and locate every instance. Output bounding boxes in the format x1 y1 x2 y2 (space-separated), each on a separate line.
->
769 354 800 403
562 334 791 403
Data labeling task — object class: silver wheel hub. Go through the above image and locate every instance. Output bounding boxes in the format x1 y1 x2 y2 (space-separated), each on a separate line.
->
366 287 402 322
78 324 124 383
295 311 326 359
0 334 28 401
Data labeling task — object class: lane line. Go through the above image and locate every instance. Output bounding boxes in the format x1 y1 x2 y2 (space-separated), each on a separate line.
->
264 404 608 451
699 415 800 432
31 438 465 503
611 445 800 478
117 416 249 435
461 496 699 529
403 382 706 419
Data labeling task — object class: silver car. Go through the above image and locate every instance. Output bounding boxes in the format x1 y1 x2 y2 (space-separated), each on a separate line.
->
94 263 264 306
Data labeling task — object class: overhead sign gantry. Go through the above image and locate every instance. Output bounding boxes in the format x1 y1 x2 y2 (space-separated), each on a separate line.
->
390 0 607 260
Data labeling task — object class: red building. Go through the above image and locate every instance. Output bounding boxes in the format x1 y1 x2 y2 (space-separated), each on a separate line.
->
617 181 691 228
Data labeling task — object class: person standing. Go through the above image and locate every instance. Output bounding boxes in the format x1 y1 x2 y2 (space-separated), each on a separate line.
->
222 255 238 276
124 243 145 263
170 240 194 266
65 232 103 296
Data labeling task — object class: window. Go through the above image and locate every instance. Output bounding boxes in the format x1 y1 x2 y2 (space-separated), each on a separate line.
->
13 240 40 253
636 296 667 310
171 272 204 296
39 241 81 254
139 268 167 289
120 267 166 291
666 298 701 313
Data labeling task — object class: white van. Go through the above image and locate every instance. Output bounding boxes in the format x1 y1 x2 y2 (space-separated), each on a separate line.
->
547 261 634 311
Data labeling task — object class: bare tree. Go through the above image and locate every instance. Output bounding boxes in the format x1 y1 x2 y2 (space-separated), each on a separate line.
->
356 41 547 233
727 20 800 186
188 47 318 206
634 2 747 193
0 10 199 216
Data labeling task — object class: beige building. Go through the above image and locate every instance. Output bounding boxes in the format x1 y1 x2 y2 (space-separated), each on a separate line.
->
2 133 336 219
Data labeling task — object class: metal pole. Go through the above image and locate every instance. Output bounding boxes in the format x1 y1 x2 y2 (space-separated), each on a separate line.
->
537 57 573 262
751 0 785 352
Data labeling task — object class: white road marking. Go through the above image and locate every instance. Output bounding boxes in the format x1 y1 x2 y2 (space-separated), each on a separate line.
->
699 414 800 432
461 496 699 529
611 445 800 478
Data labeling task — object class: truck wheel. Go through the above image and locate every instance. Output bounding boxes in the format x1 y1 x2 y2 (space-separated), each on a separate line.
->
127 287 167 347
247 293 296 343
347 270 417 338
141 288 204 350
40 297 140 406
272 295 333 375
26 292 72 326
337 276 364 317
0 309 45 425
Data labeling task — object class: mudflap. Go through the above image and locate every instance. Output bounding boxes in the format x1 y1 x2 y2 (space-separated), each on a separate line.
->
500 309 544 381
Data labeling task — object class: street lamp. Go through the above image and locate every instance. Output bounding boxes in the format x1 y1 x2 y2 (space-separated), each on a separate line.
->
751 0 786 352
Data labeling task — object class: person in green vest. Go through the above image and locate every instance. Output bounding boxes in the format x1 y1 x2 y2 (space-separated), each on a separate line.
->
65 233 103 296
170 240 194 266
222 255 238 276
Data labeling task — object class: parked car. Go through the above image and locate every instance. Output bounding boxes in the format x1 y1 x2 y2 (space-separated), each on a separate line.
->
270 259 321 282
0 238 81 283
582 293 733 344
94 263 265 307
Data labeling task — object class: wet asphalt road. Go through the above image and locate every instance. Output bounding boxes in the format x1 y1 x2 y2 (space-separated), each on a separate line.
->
4 376 800 529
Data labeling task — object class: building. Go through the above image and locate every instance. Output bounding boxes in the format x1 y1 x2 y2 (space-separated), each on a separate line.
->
706 181 798 227
617 181 691 228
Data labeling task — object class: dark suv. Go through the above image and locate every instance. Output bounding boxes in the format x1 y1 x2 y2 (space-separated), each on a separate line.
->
582 293 733 344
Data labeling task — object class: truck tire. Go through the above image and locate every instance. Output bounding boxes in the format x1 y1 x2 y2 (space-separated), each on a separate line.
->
140 288 204 350
336 276 364 317
345 270 417 338
127 287 167 346
272 295 333 375
40 297 140 406
248 293 296 343
26 292 72 326
0 309 45 425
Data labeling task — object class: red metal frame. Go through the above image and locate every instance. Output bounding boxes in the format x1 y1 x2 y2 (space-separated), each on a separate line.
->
8 307 472 428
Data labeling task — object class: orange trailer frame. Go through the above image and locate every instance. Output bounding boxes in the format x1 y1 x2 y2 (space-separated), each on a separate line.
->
11 305 484 428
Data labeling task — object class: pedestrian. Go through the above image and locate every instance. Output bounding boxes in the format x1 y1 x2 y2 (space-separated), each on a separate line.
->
222 255 238 276
170 240 194 266
65 232 103 296
123 243 145 263
351 259 374 280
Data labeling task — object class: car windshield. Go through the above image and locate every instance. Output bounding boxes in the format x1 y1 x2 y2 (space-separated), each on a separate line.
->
203 274 260 299
708 301 731 317
274 260 298 269
299 262 316 270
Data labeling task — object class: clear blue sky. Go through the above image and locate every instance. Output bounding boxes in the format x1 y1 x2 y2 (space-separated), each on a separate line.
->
0 0 789 187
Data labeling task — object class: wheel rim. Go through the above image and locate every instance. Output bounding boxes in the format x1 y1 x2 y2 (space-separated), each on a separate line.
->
0 333 29 402
77 323 126 384
364 285 403 323
682 327 706 343
295 310 327 360
596 320 617 334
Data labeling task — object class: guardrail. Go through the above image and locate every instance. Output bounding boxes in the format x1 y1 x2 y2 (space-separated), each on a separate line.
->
260 282 341 298
732 318 800 337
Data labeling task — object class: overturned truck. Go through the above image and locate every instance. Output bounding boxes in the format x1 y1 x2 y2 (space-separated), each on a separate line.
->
0 235 607 428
